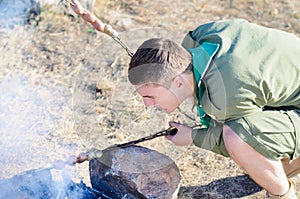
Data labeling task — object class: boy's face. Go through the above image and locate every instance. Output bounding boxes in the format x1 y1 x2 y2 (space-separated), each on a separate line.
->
135 83 181 114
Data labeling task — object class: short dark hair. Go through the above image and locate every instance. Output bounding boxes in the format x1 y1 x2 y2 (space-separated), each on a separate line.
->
128 38 192 87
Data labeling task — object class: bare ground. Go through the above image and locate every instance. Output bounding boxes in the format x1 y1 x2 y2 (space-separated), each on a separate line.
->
0 0 300 198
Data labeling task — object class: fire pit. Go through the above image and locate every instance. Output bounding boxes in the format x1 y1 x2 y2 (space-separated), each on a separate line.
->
0 146 180 199
0 168 98 199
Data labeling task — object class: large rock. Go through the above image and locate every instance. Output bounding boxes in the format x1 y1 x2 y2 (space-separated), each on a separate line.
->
89 145 181 199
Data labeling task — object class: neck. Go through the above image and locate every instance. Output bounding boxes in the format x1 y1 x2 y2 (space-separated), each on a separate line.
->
179 72 195 100
186 72 196 98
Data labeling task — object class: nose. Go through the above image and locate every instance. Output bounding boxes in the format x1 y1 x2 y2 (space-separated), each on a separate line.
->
143 98 155 107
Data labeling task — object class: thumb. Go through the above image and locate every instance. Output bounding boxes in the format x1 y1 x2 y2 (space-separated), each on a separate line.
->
166 121 180 141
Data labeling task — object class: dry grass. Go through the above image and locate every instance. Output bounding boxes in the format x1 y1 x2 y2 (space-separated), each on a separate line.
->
0 0 299 198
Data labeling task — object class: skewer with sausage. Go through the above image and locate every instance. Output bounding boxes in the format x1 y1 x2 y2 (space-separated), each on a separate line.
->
64 0 133 56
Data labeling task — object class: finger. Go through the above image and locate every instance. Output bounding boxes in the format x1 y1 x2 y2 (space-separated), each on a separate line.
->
169 121 180 128
165 135 173 141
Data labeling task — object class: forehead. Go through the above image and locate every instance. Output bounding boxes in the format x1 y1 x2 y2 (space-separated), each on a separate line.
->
135 84 167 96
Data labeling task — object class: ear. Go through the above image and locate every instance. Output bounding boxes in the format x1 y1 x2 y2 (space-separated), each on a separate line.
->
173 75 184 89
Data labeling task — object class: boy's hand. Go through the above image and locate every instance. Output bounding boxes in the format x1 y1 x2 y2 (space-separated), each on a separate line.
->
166 121 193 146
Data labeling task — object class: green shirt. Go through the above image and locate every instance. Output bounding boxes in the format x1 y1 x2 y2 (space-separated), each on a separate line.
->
188 42 220 127
181 19 300 156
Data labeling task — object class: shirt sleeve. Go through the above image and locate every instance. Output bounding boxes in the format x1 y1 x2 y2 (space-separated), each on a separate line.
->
192 120 230 157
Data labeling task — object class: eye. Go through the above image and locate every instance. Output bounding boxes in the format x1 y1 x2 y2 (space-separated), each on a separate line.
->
143 95 155 99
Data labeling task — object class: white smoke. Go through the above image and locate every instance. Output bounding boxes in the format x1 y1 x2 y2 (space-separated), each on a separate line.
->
0 74 77 177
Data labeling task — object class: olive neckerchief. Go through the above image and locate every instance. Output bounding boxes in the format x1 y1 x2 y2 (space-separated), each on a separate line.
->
188 42 220 127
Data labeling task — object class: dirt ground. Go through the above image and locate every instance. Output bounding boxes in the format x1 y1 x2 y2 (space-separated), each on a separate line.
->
0 0 300 198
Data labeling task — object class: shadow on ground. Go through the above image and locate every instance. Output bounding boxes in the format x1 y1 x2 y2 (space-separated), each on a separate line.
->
179 175 263 199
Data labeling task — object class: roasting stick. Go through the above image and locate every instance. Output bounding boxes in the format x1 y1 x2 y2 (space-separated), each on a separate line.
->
70 127 178 165
48 127 177 169
49 127 177 170
64 0 134 57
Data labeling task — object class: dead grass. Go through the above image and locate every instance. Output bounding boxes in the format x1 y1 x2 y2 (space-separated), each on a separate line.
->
0 0 299 198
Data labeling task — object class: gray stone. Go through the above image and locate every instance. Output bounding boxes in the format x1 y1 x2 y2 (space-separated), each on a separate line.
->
89 145 181 199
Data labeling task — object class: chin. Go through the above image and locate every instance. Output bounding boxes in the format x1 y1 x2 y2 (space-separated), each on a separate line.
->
164 110 171 114
165 107 176 114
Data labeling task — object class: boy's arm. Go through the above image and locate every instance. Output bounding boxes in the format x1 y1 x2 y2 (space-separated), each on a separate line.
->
192 121 229 157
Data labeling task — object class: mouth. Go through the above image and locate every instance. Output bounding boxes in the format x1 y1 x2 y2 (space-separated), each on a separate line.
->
153 105 167 113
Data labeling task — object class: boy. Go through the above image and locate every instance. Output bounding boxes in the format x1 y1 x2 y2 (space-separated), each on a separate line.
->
128 19 300 198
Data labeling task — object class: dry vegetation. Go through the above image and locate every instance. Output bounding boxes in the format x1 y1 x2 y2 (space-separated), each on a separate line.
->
0 0 299 198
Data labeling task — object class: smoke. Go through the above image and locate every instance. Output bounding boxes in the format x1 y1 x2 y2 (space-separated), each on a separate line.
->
0 74 77 177
0 166 100 198
0 0 40 28
0 73 96 197
0 0 92 196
